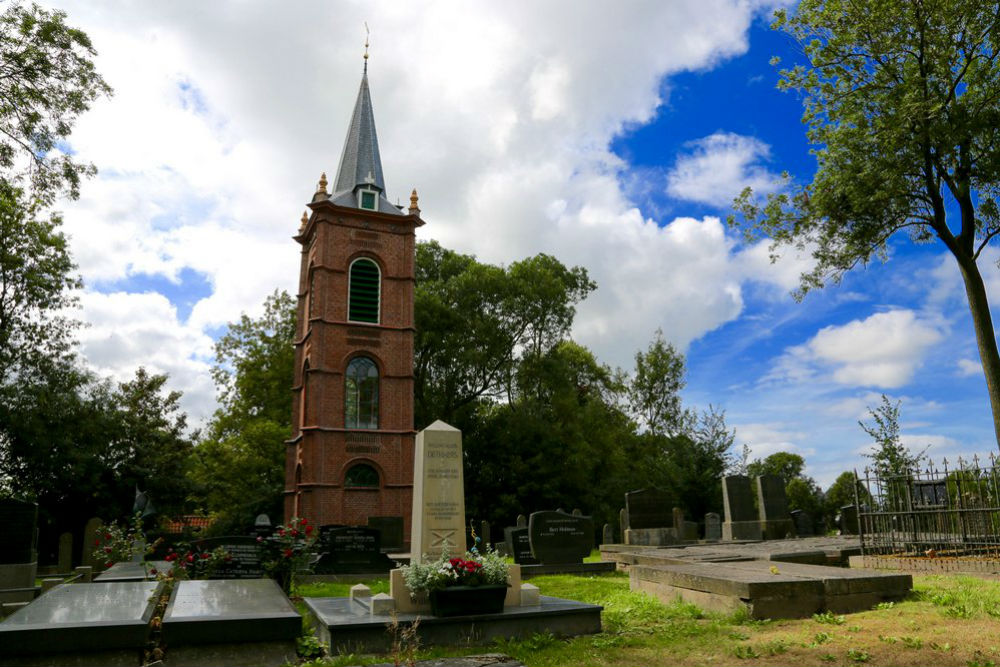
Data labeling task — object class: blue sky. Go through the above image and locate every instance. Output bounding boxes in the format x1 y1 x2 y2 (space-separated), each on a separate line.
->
42 1 1000 488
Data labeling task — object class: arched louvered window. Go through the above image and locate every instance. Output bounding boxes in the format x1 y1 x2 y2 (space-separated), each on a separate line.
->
345 356 379 429
348 258 380 323
345 463 379 488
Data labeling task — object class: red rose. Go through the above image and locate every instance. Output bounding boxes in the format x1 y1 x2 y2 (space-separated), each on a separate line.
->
104 546 112 553
186 554 194 563
165 554 175 562
278 528 285 536
283 548 293 558
94 539 101 546
105 561 113 567
291 529 299 537
149 568 157 575
201 553 210 559
305 526 313 535
104 533 112 540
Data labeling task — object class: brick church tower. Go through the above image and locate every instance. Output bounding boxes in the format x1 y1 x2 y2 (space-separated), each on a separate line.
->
285 60 422 548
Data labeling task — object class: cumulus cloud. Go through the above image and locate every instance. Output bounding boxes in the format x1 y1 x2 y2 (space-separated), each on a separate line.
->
958 358 982 377
768 310 944 389
733 422 813 460
666 132 783 207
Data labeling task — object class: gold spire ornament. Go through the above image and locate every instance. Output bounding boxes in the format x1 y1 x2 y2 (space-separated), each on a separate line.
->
408 188 420 214
317 172 328 194
299 211 308 231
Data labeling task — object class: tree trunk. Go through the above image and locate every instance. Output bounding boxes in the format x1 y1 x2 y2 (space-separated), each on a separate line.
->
956 256 1000 449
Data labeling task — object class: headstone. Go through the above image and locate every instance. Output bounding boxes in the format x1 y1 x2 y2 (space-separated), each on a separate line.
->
912 481 947 508
503 526 538 565
839 504 859 535
0 499 37 565
410 420 465 563
254 513 273 537
602 523 613 545
130 538 146 563
81 517 103 568
791 509 814 536
190 536 264 578
58 532 73 572
367 516 405 552
756 475 794 540
625 489 672 530
721 476 761 541
704 512 722 540
313 526 393 574
619 507 628 532
516 514 527 528
672 507 685 530
572 509 582 516
528 510 593 564
480 520 491 546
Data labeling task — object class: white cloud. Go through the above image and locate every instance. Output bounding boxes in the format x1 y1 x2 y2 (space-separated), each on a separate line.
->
666 132 783 207
770 310 944 389
733 422 813 460
958 358 982 377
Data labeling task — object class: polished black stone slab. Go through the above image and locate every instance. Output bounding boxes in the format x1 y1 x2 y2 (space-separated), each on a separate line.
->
305 595 602 653
0 581 160 656
94 560 170 582
162 578 301 645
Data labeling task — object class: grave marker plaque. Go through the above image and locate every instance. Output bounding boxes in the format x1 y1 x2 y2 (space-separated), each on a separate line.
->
191 536 264 579
314 526 392 574
503 526 538 565
528 510 593 564
625 489 672 530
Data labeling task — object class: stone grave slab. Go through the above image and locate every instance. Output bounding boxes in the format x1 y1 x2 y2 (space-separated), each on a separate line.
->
0 581 160 659
528 511 592 564
503 527 538 565
191 536 264 578
625 489 672 530
314 526 394 574
163 578 301 645
305 594 602 653
367 516 405 552
94 560 170 582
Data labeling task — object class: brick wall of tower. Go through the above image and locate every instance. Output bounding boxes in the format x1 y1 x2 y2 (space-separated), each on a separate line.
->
285 202 421 548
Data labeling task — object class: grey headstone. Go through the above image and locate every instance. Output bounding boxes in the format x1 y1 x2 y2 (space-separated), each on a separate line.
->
314 526 392 574
602 523 614 545
722 476 756 522
619 507 628 533
0 499 36 564
572 509 582 516
528 510 593 564
81 517 103 568
480 520 491 546
254 513 273 537
366 516 405 552
790 509 814 536
626 489 673 529
516 514 527 528
672 507 685 530
503 526 538 565
58 533 73 572
704 512 722 540
190 536 263 578
756 475 789 521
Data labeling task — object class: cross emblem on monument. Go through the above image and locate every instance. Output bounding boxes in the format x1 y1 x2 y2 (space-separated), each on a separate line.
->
431 529 455 548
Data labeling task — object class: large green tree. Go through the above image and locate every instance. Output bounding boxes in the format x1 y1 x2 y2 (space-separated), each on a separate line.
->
189 290 296 534
732 0 1000 445
0 2 111 202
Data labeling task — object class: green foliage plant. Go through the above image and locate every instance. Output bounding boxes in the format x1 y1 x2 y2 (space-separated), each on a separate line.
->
730 0 1000 446
91 513 153 568
259 516 317 593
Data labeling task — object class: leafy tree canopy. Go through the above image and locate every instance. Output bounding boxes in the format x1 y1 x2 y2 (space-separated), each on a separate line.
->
0 2 112 202
860 394 927 477
731 0 1000 445
747 451 807 482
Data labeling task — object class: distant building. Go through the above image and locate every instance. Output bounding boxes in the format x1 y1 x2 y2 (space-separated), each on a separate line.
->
285 58 423 549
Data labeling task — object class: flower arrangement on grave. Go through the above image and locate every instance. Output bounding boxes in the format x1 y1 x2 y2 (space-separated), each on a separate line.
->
400 547 510 616
91 512 160 569
257 516 317 594
160 545 231 581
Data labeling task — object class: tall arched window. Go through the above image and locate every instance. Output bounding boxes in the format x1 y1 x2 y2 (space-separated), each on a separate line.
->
348 258 380 323
345 356 379 429
345 463 379 488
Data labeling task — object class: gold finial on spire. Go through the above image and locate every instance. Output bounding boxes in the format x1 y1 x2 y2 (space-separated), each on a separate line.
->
363 22 370 72
317 172 328 194
408 188 420 214
299 210 308 231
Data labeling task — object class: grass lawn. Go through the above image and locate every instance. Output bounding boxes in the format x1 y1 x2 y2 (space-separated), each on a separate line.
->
292 572 1000 667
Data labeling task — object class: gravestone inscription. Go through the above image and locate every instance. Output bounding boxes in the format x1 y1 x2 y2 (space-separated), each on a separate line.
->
314 526 393 574
410 421 465 563
191 536 264 579
503 527 538 565
528 510 593 564
625 489 672 529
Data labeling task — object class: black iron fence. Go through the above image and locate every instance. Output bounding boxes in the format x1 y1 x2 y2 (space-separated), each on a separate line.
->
856 454 1000 558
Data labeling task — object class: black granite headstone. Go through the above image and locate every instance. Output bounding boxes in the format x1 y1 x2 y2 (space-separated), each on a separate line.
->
366 516 404 552
0 499 37 564
190 536 264 579
625 489 673 530
722 475 756 523
503 526 538 565
790 509 814 536
528 510 593 564
313 527 393 574
839 505 859 535
756 475 790 520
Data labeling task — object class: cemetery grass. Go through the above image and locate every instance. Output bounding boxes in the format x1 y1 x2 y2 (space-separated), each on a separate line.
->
294 572 1000 666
